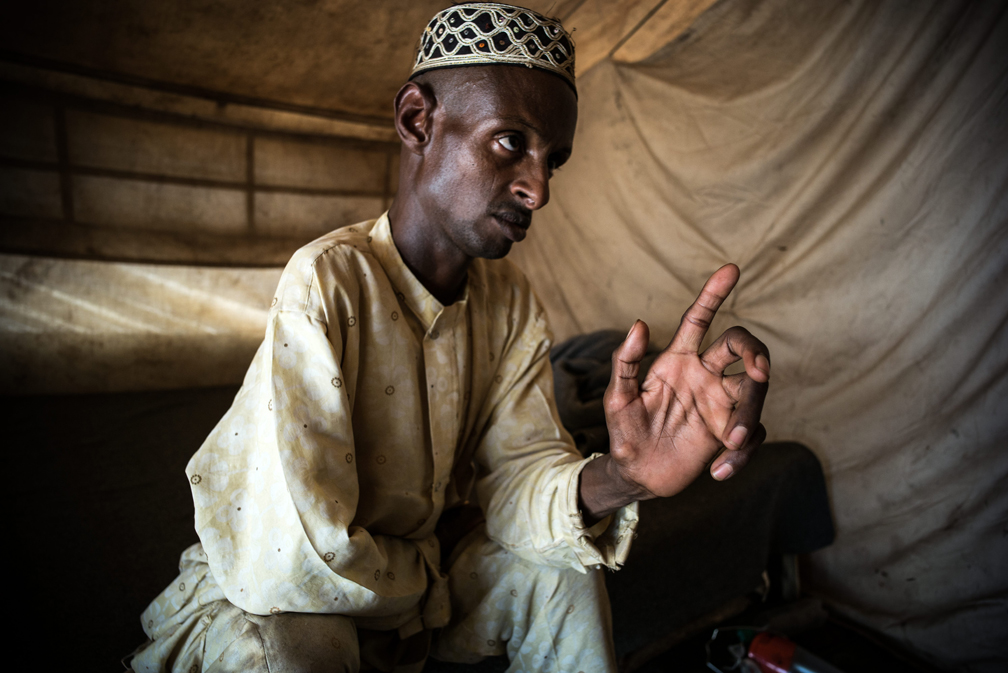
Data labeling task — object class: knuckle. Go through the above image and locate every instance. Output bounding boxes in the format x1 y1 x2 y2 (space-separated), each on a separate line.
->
681 313 710 331
725 325 769 353
735 450 755 467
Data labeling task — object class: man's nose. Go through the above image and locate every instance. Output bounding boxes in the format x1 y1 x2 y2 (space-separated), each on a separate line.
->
511 160 550 210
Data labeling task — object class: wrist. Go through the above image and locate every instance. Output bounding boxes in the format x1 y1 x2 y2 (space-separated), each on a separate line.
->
579 454 651 524
603 453 654 504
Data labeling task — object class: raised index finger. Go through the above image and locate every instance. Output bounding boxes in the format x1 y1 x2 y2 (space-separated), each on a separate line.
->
670 263 740 353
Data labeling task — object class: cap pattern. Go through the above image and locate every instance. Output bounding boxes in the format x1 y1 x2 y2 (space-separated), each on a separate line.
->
411 3 576 93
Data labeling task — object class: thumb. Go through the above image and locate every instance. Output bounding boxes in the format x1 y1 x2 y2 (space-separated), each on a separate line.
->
605 320 649 410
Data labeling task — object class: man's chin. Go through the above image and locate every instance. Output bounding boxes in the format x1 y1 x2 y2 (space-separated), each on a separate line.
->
477 238 514 260
456 218 521 259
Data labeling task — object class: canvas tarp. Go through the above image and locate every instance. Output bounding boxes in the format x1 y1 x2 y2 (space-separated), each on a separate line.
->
0 254 280 392
0 0 1005 669
509 0 1008 668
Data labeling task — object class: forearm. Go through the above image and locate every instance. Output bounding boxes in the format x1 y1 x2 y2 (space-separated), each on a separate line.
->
578 454 652 524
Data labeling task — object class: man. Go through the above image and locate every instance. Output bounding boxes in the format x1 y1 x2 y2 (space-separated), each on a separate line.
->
130 4 769 672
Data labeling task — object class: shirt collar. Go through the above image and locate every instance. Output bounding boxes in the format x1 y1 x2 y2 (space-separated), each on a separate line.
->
370 212 469 330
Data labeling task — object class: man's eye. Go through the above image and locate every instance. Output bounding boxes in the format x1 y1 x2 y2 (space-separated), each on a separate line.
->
498 136 520 152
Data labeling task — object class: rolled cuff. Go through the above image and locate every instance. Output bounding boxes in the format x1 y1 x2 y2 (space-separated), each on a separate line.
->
563 452 640 571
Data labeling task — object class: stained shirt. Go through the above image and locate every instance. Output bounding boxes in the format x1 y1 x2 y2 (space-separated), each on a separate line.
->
184 213 639 633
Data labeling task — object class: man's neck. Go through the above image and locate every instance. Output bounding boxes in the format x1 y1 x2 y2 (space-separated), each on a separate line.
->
387 198 471 306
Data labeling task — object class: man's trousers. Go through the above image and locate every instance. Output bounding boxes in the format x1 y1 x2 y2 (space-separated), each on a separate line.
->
129 527 616 673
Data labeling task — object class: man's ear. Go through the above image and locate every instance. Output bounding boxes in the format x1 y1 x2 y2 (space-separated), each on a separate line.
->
394 81 436 153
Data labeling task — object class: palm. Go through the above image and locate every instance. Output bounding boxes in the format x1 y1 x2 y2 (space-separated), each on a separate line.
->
603 264 769 499
608 351 733 497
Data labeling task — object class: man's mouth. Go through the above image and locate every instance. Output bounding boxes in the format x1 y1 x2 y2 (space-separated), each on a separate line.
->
491 208 532 242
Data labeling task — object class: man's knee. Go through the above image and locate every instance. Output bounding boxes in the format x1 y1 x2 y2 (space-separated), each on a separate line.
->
205 606 360 673
449 528 611 613
249 612 359 673
436 530 613 666
525 562 611 632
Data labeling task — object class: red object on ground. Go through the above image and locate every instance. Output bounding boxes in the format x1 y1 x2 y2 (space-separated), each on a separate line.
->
748 632 797 673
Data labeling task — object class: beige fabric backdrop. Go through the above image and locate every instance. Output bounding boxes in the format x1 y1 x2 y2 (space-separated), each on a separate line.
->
509 0 1008 668
0 254 280 392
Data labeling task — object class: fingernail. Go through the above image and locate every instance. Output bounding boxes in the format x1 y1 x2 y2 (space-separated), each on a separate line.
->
627 320 639 338
713 463 734 481
727 425 748 449
755 354 770 377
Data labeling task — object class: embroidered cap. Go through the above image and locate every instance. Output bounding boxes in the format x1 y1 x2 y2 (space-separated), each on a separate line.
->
411 3 576 94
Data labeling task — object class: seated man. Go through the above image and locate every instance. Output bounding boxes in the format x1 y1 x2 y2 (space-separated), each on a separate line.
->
130 4 770 672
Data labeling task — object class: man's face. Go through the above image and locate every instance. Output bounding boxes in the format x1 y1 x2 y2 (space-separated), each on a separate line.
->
416 66 578 260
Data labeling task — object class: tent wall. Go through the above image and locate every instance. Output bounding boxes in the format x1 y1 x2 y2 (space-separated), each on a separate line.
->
0 77 398 393
509 0 1008 668
0 254 280 393
0 79 398 266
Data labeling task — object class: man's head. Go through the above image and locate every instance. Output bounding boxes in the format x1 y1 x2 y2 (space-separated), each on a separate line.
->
389 4 578 261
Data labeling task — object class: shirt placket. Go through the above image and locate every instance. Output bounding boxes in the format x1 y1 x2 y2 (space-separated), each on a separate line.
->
424 304 463 513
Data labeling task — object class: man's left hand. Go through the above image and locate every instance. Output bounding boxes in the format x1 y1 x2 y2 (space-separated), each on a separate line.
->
579 264 770 520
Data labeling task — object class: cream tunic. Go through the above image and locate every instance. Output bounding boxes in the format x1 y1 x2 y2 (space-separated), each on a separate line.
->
145 214 638 643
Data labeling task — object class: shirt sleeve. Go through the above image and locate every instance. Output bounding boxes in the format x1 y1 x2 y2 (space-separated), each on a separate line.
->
472 297 639 573
185 260 447 632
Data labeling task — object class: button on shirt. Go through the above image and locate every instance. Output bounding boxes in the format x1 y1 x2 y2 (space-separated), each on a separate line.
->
185 213 639 631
